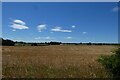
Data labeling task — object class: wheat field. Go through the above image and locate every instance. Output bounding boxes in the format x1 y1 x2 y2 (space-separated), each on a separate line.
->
2 45 117 78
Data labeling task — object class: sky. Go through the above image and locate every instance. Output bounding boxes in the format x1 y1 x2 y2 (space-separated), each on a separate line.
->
2 2 118 43
2 0 120 2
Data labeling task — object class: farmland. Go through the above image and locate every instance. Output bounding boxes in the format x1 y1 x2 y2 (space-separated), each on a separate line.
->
2 45 117 78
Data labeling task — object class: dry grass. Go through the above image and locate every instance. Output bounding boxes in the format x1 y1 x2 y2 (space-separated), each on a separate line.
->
2 45 116 78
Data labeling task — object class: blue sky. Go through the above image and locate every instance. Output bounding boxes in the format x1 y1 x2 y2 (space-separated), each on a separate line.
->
2 2 118 43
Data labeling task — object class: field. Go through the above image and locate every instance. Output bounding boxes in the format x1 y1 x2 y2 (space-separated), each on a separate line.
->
2 45 117 78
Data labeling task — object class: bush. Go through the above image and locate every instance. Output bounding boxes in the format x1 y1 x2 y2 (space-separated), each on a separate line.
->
98 48 120 78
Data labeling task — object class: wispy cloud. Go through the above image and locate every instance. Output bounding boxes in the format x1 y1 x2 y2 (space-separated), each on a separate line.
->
66 37 72 39
12 29 16 31
51 27 72 32
13 39 24 42
9 19 29 30
35 36 54 40
112 6 119 12
72 25 76 28
82 32 87 34
37 24 47 32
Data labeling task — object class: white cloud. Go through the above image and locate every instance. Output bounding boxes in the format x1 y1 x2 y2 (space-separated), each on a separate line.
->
66 37 72 39
14 20 26 25
35 36 53 40
112 7 119 12
37 24 47 32
82 32 87 34
51 27 72 32
10 19 29 30
10 24 29 30
72 25 76 28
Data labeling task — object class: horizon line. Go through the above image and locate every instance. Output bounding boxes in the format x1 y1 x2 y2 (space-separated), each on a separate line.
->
1 37 118 44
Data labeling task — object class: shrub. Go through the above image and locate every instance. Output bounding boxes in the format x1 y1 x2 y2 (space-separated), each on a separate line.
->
98 48 120 78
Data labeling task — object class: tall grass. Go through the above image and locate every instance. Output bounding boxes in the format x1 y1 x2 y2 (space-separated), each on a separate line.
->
2 45 116 78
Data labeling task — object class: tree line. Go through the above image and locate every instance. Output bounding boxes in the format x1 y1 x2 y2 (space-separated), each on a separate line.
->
0 38 62 46
0 38 120 46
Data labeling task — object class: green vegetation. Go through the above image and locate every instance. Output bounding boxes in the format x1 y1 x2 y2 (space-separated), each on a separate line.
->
1 38 15 46
98 48 120 78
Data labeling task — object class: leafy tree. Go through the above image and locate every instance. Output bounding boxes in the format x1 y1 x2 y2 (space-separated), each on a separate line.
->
2 38 15 46
48 41 62 45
